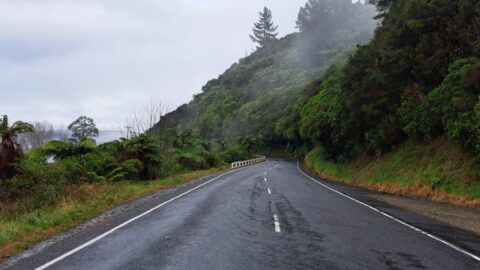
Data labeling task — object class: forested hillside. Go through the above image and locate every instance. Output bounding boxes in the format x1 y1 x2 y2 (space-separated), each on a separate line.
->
156 0 480 202
301 0 480 160
299 0 480 202
155 1 377 152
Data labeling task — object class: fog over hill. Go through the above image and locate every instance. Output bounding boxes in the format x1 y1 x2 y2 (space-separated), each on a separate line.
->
1 0 306 129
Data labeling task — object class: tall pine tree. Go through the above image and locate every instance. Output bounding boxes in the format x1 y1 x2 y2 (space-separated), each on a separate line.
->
295 0 354 35
250 7 279 47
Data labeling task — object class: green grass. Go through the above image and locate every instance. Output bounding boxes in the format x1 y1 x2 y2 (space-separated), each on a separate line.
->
305 136 480 202
0 167 225 259
305 147 352 181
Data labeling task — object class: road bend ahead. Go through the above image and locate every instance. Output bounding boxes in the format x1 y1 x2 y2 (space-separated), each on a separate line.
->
5 161 480 270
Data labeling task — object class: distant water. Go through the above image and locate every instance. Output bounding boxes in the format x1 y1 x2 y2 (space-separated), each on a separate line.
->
97 130 124 144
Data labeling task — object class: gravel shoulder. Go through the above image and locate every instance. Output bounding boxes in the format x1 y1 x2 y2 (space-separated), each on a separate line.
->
371 194 480 236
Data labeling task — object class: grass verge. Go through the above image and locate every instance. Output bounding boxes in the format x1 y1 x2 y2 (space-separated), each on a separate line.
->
0 167 226 260
304 136 480 207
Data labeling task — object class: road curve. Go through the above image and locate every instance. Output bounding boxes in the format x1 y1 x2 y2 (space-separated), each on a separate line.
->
4 160 480 270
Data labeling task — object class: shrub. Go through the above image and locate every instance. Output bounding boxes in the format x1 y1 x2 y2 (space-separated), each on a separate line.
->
118 159 144 180
219 145 250 163
0 157 66 208
34 184 59 207
175 152 207 170
406 58 480 155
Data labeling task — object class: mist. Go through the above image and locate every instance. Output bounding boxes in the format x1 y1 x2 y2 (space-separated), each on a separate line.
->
291 0 379 68
0 0 307 130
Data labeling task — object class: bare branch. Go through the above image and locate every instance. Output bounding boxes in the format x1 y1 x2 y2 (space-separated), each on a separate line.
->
123 99 166 138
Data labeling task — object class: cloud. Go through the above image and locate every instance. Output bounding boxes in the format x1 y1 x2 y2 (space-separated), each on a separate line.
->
0 0 306 129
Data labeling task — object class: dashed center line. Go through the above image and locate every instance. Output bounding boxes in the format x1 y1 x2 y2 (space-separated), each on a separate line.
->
264 169 279 233
273 214 281 233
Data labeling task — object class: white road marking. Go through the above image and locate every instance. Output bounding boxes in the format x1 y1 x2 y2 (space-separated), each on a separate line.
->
273 214 281 233
264 177 267 182
34 167 250 270
267 188 271 195
296 162 480 263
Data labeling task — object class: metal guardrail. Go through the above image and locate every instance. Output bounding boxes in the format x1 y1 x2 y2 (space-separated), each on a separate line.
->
231 156 266 169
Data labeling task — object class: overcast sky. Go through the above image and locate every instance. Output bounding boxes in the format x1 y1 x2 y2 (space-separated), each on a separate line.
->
0 0 307 130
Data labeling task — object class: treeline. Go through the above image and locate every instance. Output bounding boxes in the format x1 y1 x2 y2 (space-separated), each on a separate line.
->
0 115 255 212
4 0 476 212
158 0 480 170
300 0 480 160
155 0 377 152
295 0 377 67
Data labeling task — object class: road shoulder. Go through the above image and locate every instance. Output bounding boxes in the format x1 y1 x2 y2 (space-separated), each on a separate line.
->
0 168 235 270
298 162 480 257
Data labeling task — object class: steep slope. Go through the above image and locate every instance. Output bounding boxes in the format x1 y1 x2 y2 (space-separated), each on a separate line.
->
300 0 480 159
155 34 354 149
305 136 480 203
156 0 480 204
154 2 378 152
300 0 480 203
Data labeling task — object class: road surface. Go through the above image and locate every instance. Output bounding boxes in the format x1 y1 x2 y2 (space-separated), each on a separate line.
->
4 160 480 269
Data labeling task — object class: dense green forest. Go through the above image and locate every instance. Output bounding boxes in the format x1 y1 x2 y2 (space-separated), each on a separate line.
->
0 114 250 256
0 116 251 209
155 1 377 154
156 0 480 200
302 0 480 160
1 0 479 258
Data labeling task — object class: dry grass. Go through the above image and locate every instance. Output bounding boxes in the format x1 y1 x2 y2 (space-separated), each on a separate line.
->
0 167 227 260
372 195 480 236
304 137 480 207
305 165 480 207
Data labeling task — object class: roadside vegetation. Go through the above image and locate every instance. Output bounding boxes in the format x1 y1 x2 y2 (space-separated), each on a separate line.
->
299 0 480 205
158 0 480 205
0 113 255 258
2 0 480 260
0 168 224 259
305 137 480 205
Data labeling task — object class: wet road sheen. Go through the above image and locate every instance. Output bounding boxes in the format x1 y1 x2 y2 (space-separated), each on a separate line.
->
6 161 480 270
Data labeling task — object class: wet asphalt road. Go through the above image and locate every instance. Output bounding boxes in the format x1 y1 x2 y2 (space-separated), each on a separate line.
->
4 160 480 270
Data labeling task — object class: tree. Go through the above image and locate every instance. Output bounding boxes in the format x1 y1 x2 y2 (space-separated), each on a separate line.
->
68 116 99 143
124 99 166 138
239 135 264 154
250 7 279 47
294 0 376 67
0 115 35 179
111 134 160 179
368 0 396 18
43 139 96 160
295 4 311 33
18 121 54 151
295 0 355 38
109 137 140 163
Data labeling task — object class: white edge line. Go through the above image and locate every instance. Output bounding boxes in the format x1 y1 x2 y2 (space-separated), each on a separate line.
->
267 188 272 195
296 162 480 262
35 167 249 270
